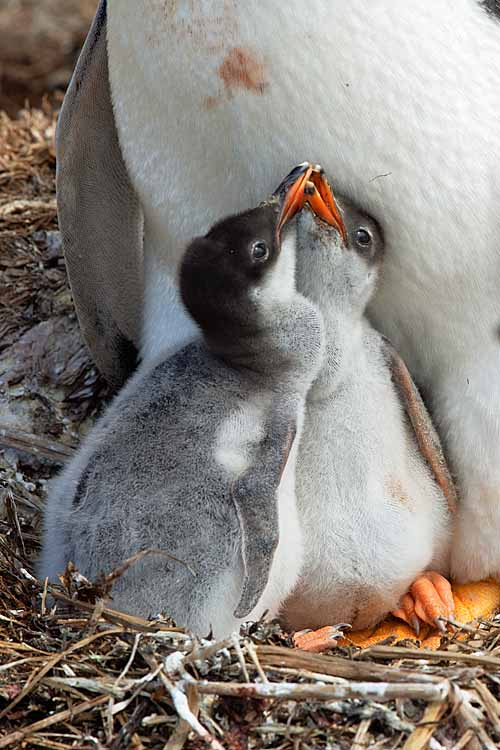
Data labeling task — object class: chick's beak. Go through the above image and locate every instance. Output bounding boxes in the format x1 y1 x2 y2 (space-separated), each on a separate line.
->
273 162 347 241
274 162 313 235
308 168 347 242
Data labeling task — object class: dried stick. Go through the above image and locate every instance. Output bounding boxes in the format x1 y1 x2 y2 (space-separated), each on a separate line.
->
255 645 442 683
403 699 449 750
473 679 500 736
0 425 75 464
451 685 497 750
195 679 449 703
0 695 108 749
364 646 500 670
141 651 224 750
0 628 123 720
352 719 372 750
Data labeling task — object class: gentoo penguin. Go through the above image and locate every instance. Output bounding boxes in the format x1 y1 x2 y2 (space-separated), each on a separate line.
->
57 1 500 583
38 170 326 636
280 167 458 650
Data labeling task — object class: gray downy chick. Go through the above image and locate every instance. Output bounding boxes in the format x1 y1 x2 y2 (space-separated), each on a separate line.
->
282 173 457 640
38 171 325 637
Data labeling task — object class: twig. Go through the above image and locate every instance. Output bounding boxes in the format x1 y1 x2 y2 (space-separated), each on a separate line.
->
256 645 442 683
195 679 449 703
0 628 123 720
245 639 267 683
115 633 142 685
450 731 476 750
440 617 484 635
363 646 500 670
84 598 106 636
451 684 497 750
41 576 48 616
0 425 75 464
164 683 199 750
403 699 449 750
352 719 372 750
141 651 225 750
473 679 500 736
0 695 108 749
267 666 348 685
101 548 196 591
42 676 126 699
183 638 233 668
231 634 250 683
48 588 186 633
5 491 25 556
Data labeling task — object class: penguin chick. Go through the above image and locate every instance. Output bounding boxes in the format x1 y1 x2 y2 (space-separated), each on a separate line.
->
281 174 457 648
38 174 325 637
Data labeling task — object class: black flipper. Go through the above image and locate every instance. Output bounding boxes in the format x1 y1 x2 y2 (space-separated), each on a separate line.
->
56 0 143 389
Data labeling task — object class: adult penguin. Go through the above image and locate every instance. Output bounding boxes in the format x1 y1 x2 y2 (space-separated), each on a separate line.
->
57 1 500 584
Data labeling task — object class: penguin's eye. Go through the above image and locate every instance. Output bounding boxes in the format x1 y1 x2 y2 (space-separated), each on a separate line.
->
355 228 373 247
251 240 269 262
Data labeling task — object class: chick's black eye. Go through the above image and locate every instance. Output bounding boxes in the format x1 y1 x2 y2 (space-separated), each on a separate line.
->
356 228 372 247
251 240 269 261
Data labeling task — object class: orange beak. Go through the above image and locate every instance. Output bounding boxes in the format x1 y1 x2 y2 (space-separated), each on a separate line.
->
275 163 314 235
307 166 347 242
274 163 347 241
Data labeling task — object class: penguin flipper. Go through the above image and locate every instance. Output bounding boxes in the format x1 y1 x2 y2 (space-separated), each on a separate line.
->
56 0 143 390
232 409 297 619
381 336 458 515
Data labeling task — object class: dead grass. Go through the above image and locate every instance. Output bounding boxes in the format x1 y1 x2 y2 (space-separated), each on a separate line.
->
1 104 499 750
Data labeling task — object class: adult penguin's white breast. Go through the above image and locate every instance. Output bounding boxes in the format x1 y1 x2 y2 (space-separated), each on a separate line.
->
107 1 500 369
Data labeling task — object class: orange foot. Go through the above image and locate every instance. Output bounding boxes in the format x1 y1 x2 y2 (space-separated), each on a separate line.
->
293 625 347 653
392 571 455 634
292 580 500 652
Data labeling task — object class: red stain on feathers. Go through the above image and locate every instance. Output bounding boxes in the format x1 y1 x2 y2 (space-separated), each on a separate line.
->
218 47 268 95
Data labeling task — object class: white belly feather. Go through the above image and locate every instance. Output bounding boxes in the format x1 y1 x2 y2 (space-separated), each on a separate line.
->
284 332 451 630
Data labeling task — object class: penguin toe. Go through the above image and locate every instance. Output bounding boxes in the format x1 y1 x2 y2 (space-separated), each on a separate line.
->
292 625 346 653
392 592 421 635
393 571 455 634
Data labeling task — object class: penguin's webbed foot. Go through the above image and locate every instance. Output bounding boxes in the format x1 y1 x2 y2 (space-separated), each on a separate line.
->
392 571 455 635
292 625 347 653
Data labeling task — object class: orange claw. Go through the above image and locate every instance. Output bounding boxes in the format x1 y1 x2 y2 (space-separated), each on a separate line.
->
393 571 455 634
392 592 423 636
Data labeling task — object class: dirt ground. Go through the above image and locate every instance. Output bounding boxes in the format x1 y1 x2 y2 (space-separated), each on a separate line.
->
0 0 96 114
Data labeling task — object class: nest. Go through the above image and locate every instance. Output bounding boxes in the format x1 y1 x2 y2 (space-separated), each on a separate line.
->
1 104 500 749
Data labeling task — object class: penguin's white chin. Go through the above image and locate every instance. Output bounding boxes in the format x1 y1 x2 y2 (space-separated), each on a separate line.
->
250 231 298 308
